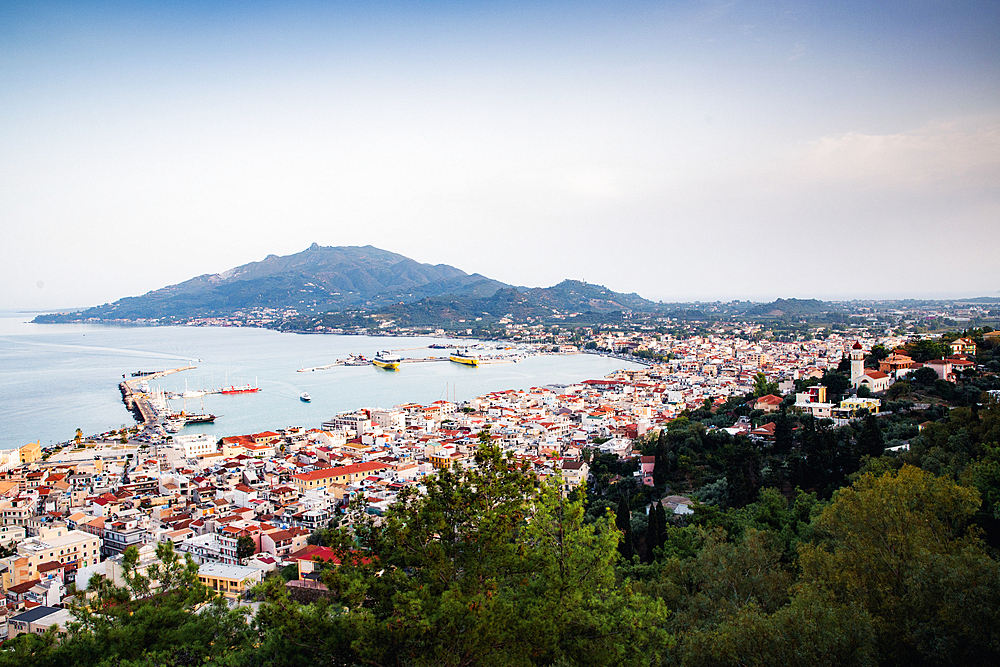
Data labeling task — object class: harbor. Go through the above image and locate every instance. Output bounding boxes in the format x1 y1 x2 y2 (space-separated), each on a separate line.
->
297 343 535 372
1 319 640 449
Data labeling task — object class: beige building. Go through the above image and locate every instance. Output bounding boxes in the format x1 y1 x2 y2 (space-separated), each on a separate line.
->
6 527 100 588
18 441 41 465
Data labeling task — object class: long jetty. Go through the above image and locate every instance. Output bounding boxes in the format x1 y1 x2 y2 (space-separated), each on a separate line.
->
120 365 196 425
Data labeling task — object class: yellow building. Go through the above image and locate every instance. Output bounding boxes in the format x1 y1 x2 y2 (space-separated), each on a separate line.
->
290 461 389 494
839 397 881 416
197 563 263 599
18 441 41 465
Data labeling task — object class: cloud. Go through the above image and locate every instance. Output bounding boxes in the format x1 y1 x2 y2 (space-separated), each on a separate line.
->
796 118 1000 189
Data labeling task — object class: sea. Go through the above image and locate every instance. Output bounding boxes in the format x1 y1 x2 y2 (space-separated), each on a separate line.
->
0 314 640 450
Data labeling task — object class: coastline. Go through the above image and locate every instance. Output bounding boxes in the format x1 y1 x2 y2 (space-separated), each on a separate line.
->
0 318 641 450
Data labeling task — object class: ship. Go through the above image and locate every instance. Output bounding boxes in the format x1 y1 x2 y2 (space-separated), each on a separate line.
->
449 350 479 366
220 383 260 394
182 413 217 424
299 392 311 402
167 410 217 425
373 351 402 370
131 370 157 377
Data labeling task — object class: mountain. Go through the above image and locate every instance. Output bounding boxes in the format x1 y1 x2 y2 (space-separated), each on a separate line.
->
33 244 671 327
33 245 866 329
35 244 507 322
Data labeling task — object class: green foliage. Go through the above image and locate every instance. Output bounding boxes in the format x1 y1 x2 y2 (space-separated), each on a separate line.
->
906 338 947 362
913 366 940 386
751 372 778 398
236 535 256 561
0 542 250 667
317 445 670 666
886 380 911 399
820 370 851 398
799 465 1000 665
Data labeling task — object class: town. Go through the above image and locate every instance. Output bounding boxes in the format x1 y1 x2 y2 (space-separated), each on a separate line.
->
1 319 995 640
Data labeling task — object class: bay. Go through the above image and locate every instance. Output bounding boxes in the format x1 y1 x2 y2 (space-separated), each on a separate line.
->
0 314 639 450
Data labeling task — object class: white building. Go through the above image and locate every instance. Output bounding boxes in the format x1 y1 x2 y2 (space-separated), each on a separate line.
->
173 433 217 458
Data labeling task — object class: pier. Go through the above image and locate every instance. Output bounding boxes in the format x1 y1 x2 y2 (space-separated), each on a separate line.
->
120 365 196 426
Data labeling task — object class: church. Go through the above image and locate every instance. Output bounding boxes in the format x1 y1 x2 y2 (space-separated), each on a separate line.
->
850 342 893 393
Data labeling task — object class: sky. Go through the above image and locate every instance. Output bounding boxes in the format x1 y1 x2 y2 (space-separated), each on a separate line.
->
2 0 998 310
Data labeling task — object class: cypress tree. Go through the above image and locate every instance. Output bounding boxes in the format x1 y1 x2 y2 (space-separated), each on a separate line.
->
644 501 662 563
654 500 668 553
615 496 636 561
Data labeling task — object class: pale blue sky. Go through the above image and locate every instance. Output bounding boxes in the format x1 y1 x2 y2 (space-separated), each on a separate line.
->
2 0 998 309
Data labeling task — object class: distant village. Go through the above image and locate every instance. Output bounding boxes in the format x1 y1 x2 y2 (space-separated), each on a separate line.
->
0 323 993 639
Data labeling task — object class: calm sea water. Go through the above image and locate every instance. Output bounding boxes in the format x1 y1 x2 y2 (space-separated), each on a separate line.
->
0 315 638 449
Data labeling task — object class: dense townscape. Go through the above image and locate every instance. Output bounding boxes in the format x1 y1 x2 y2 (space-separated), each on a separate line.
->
2 322 1000 665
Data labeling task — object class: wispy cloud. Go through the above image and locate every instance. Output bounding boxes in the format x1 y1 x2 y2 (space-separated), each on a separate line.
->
797 118 1000 189
787 41 807 61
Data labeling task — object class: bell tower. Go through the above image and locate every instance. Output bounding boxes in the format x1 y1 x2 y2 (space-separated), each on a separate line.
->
850 341 864 385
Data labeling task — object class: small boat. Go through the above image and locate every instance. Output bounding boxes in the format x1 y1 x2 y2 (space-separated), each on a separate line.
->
373 351 402 370
299 392 312 402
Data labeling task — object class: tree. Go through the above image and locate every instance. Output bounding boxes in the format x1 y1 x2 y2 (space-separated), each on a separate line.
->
752 372 778 398
645 501 664 563
906 338 946 363
913 366 939 386
74 428 83 445
236 535 256 562
325 445 670 666
616 495 637 561
886 380 911 399
820 371 851 397
799 465 1000 665
856 414 884 458
725 438 761 508
3 542 251 667
866 344 890 368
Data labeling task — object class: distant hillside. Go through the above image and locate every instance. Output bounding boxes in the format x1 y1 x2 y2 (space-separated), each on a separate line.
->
362 280 659 328
742 298 838 318
34 244 507 322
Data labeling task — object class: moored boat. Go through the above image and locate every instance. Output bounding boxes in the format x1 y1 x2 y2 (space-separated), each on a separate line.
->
449 350 479 366
373 351 402 370
182 413 217 424
220 383 260 394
